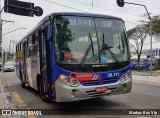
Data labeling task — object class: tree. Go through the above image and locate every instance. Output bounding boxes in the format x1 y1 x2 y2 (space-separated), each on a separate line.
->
127 15 160 70
127 24 149 70
151 15 160 41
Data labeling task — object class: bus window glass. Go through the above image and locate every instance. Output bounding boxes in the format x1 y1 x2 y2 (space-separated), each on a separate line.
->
54 16 129 64
28 36 32 47
32 34 35 44
32 31 39 56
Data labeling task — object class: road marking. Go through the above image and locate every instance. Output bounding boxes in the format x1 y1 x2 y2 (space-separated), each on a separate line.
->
7 83 12 87
12 92 27 108
11 92 37 118
12 92 21 99
27 116 37 118
0 77 5 108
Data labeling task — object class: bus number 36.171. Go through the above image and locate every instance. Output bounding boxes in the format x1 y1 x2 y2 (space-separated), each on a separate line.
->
108 73 120 77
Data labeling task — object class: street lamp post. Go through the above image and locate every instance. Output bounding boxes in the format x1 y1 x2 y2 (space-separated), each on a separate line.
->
117 0 153 75
0 0 3 64
2 27 26 61
0 2 14 64
2 27 27 36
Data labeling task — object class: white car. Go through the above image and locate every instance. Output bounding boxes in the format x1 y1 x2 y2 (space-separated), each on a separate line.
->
3 62 15 72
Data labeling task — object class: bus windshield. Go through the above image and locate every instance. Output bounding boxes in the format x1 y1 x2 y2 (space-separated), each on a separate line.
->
54 16 130 64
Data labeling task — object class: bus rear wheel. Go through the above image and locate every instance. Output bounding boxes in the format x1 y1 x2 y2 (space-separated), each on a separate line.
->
21 82 26 88
20 71 26 88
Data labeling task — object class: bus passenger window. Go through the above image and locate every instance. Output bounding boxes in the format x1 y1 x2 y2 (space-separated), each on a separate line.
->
32 34 35 44
28 36 32 47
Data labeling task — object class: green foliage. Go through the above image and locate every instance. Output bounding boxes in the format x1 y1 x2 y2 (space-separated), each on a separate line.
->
126 15 160 70
151 16 160 36
127 21 149 70
2 52 11 64
127 15 160 54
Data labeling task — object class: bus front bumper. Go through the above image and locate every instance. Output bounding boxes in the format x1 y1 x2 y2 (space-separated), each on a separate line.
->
55 77 132 102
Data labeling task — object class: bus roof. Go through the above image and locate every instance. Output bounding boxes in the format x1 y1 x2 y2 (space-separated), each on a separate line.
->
50 12 122 20
16 12 123 45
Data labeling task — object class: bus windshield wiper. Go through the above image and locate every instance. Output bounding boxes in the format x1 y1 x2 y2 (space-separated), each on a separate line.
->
101 33 120 64
92 18 101 63
80 33 94 65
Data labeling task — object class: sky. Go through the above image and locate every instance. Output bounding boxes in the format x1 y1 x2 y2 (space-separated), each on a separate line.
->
1 0 160 52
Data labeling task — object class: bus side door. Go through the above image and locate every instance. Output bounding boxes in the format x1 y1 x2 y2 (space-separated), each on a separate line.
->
40 29 49 95
23 41 28 83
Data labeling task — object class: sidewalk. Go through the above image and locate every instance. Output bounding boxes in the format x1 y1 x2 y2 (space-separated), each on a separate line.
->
132 70 160 76
0 72 4 109
132 74 160 86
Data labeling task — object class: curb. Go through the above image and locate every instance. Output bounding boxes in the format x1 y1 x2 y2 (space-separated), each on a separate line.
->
0 73 4 109
132 71 160 77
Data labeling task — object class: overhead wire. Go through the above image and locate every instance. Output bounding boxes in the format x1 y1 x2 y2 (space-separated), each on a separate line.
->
85 0 144 14
1 0 142 53
2 41 9 51
68 0 143 18
43 0 87 12
42 0 142 25
67 0 141 25
2 11 14 51
10 14 16 53
2 12 10 50
12 15 17 53
9 13 14 53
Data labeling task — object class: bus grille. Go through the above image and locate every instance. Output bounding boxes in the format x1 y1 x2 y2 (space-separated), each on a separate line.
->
81 78 118 86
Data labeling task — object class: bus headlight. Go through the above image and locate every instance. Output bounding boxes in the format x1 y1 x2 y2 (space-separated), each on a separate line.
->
59 75 80 87
120 70 131 82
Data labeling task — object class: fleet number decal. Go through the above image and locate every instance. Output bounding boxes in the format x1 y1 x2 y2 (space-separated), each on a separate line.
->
107 72 120 78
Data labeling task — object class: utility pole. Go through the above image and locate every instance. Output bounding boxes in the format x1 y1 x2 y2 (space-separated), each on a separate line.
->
117 0 153 75
9 40 12 61
5 49 7 63
0 0 14 63
12 40 16 53
0 0 2 65
11 40 16 60
92 0 93 7
8 40 17 60
9 40 11 59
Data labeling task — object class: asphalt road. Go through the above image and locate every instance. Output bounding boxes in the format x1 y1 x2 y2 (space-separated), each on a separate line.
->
0 71 160 118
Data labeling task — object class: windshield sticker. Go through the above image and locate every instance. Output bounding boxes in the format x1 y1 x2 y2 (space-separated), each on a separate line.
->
64 52 73 59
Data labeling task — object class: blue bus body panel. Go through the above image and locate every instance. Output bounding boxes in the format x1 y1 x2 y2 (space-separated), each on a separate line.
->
52 64 131 86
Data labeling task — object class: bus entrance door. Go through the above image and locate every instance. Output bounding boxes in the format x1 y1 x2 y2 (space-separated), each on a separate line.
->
40 31 49 97
22 42 28 84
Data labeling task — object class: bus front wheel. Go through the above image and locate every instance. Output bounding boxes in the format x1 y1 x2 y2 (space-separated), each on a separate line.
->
41 95 52 103
37 75 52 103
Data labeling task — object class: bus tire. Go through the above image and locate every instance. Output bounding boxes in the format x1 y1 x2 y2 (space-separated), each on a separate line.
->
21 82 26 88
37 74 41 94
41 95 52 103
37 75 52 103
20 71 26 88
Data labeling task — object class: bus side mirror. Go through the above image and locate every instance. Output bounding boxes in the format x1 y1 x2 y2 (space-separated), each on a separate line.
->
47 25 54 41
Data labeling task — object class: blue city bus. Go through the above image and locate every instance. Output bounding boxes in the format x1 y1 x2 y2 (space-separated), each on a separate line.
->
16 12 132 102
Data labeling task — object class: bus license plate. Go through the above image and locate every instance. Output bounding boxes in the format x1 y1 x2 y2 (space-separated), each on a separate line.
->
95 86 108 92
